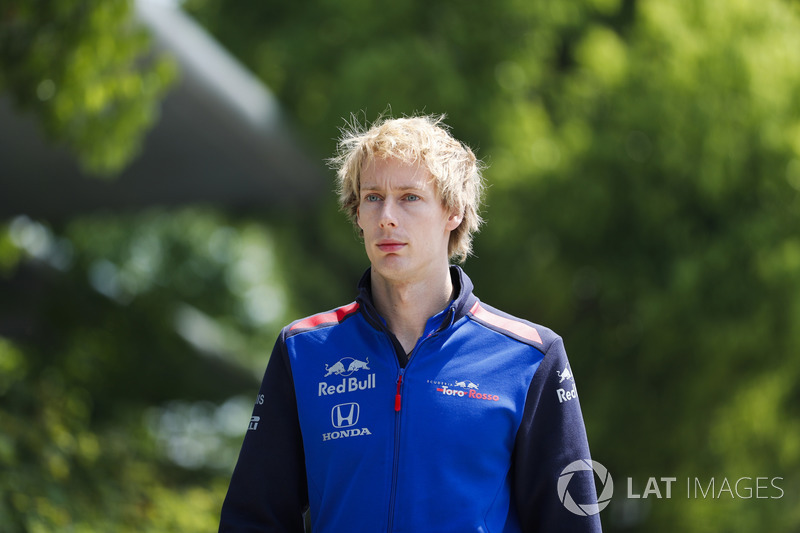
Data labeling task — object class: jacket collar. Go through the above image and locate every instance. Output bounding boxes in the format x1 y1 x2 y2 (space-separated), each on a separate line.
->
355 265 478 333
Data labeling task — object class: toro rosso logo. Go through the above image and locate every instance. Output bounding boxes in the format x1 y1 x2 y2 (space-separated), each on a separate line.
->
430 378 500 402
324 357 370 377
319 357 376 397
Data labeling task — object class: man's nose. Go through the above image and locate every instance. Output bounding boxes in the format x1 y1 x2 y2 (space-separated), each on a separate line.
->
379 200 397 228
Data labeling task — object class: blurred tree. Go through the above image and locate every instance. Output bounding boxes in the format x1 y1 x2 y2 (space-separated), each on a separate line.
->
0 210 300 531
182 0 534 152
0 0 176 175
182 0 800 531
476 0 800 531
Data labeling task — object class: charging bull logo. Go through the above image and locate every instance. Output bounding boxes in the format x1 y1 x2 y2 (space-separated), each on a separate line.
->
347 358 370 373
319 357 376 397
557 366 573 383
556 365 578 404
324 357 370 377
324 361 346 377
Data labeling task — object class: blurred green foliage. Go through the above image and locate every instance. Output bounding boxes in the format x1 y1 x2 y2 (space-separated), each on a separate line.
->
0 202 365 531
0 211 293 530
474 0 800 529
0 0 176 175
2 0 800 531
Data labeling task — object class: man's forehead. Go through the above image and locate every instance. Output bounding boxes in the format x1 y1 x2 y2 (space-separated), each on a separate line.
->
360 157 434 190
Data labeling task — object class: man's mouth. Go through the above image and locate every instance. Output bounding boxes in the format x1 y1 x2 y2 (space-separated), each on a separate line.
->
377 240 406 253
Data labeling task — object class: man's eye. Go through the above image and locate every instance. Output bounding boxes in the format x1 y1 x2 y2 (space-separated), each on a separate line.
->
365 194 380 202
405 194 420 201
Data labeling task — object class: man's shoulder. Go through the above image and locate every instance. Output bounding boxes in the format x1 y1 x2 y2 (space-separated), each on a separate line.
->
466 300 559 353
284 301 361 337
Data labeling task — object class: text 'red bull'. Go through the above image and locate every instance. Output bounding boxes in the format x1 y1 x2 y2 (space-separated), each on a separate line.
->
318 374 377 396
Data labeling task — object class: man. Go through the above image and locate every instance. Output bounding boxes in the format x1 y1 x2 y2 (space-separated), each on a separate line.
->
219 115 602 532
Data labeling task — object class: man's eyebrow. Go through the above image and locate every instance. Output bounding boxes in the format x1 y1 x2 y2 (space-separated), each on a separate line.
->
360 184 425 192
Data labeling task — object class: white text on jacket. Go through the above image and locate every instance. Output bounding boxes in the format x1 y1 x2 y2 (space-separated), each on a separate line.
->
318 374 376 396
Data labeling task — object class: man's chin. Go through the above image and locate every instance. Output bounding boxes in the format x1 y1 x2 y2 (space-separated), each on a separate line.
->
369 257 418 281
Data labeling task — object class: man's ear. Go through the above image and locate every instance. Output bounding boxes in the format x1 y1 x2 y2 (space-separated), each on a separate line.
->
356 207 362 230
446 210 463 232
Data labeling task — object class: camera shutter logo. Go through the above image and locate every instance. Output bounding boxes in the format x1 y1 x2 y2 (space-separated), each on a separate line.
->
557 459 614 516
331 402 360 428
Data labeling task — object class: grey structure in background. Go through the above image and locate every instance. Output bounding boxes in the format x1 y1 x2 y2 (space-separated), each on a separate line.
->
0 0 326 221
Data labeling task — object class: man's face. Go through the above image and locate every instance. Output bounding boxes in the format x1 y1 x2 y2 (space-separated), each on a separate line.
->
357 157 461 284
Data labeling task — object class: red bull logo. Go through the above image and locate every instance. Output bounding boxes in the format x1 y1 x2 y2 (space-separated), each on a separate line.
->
324 361 346 377
557 383 578 403
319 357 376 397
324 357 370 377
556 364 578 403
318 374 376 396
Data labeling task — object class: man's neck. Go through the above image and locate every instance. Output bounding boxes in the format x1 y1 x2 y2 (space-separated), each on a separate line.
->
370 265 454 354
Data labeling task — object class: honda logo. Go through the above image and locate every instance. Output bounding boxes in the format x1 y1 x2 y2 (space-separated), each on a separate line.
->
331 403 360 428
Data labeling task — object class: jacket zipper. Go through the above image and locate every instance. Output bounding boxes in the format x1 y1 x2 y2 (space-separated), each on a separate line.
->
394 372 404 412
387 366 405 532
387 326 444 531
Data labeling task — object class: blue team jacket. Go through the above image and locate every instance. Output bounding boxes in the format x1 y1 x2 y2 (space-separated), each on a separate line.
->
220 267 602 532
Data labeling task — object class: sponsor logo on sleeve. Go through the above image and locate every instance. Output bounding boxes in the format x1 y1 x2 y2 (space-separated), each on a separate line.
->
557 366 573 383
556 364 578 404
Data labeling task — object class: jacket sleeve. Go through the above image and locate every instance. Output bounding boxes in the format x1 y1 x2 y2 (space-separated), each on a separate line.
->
219 333 308 532
513 336 603 533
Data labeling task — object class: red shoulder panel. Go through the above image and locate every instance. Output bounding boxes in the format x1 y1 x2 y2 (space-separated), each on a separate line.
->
289 302 360 331
469 302 543 345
